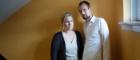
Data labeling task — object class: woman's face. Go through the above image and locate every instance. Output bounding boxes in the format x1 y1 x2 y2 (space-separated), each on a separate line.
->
63 16 74 31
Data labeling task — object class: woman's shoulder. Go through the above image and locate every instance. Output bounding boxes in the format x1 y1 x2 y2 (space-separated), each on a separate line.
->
55 31 62 35
53 31 62 37
74 30 81 35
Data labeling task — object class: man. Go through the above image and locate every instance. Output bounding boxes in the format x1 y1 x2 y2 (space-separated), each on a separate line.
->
78 1 110 60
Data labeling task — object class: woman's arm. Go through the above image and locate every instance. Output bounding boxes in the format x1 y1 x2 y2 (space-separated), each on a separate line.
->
76 31 84 60
51 33 61 60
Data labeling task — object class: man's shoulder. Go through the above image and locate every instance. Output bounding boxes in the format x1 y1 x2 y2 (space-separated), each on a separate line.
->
96 17 105 21
95 17 107 23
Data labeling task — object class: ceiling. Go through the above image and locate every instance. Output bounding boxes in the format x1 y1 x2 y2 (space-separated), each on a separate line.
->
0 0 30 23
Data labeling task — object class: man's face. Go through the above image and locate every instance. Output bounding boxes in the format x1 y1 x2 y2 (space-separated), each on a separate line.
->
79 4 91 20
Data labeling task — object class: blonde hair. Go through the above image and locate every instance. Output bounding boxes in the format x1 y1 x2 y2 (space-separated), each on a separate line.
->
61 12 73 23
61 12 74 31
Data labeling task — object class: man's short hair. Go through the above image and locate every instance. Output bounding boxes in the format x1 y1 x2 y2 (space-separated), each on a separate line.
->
78 1 90 8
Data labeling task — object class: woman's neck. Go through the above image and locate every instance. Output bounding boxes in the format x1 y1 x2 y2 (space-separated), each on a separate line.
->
63 29 73 33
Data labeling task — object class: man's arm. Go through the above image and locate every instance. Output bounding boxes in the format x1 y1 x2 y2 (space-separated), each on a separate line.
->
100 18 109 41
99 18 110 60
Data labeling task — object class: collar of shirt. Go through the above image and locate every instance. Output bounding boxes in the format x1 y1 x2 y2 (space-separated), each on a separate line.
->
85 16 96 26
90 16 96 23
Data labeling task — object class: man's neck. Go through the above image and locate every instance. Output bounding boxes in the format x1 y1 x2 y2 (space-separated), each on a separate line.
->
86 15 93 23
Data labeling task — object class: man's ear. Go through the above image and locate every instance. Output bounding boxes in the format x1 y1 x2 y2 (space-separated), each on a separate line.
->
88 8 92 12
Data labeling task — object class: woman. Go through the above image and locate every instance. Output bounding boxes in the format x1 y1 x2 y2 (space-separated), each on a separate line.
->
51 12 83 60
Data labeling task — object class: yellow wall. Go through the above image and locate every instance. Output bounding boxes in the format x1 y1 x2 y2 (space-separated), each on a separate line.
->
120 31 140 60
0 0 83 60
116 0 140 60
0 0 125 60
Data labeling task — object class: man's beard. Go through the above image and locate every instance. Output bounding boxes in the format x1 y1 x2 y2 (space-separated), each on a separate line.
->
83 15 90 20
